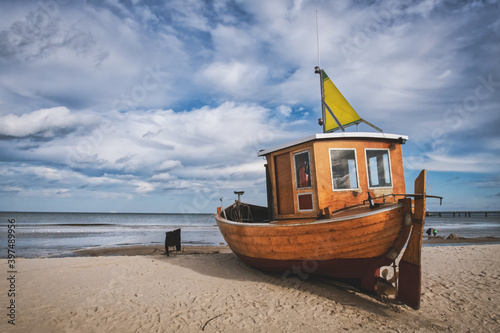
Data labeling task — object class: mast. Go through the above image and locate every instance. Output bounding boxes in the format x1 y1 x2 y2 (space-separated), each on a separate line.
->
315 66 326 133
315 11 380 133
316 67 346 133
315 12 344 133
316 66 383 133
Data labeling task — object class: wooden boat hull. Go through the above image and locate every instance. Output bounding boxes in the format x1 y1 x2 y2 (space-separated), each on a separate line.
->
216 201 413 291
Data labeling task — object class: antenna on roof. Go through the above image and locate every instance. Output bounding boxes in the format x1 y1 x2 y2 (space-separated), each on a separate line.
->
314 12 382 133
315 11 327 131
316 11 321 69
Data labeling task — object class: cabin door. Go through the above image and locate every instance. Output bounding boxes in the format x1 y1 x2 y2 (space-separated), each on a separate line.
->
274 153 294 215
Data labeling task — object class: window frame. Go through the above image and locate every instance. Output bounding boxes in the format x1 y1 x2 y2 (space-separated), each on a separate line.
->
329 148 360 191
365 148 393 189
293 150 313 190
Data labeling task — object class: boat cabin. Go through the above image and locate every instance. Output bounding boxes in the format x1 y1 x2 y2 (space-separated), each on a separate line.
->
258 132 408 221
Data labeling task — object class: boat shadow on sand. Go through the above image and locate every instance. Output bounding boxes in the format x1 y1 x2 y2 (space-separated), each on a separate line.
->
160 249 407 317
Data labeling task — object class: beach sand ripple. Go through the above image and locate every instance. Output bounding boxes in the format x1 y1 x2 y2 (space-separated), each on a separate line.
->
1 244 498 332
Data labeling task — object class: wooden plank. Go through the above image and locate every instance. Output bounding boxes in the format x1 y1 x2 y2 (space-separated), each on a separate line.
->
398 169 426 310
388 198 413 254
312 139 406 213
274 153 294 215
217 204 404 260
401 170 426 265
266 138 406 220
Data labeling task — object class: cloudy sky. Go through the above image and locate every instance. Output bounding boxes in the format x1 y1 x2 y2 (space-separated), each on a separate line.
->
0 0 499 213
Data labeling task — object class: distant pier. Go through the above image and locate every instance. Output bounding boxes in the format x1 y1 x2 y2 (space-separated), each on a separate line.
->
426 211 500 218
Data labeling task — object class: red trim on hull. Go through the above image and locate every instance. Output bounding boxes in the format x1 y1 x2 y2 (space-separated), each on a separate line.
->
234 252 394 293
397 260 422 310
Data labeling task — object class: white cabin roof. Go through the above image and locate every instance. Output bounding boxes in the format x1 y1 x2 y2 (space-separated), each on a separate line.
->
257 132 409 156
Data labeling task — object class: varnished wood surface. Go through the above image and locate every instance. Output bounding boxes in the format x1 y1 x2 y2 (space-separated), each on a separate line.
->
216 202 405 261
329 201 399 218
398 169 426 310
274 152 294 215
312 139 406 213
401 170 426 265
265 137 407 219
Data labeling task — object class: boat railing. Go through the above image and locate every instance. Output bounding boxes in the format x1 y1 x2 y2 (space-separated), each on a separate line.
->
362 193 400 205
222 202 270 223
363 193 443 206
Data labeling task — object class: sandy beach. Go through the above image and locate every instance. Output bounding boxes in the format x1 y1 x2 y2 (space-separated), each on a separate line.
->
1 244 499 332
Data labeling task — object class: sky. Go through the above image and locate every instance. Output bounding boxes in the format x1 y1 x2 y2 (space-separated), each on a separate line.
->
0 0 499 213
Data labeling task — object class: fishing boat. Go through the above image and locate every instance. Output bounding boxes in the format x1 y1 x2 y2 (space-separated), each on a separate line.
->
215 66 440 310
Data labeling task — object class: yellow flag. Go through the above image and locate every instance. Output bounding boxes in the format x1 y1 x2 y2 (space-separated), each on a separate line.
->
323 70 361 132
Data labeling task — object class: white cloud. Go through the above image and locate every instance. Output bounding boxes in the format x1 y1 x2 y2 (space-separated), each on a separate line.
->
0 0 498 212
0 107 98 138
132 180 155 194
156 160 183 172
0 101 296 200
20 188 72 198
175 161 266 180
150 172 176 182
277 105 292 117
405 152 500 173
202 61 268 97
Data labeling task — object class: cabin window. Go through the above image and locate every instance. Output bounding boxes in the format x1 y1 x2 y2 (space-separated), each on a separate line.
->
293 150 312 189
366 149 392 188
330 149 359 190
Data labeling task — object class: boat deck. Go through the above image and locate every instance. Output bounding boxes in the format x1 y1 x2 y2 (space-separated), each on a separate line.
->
267 201 401 225
329 201 400 218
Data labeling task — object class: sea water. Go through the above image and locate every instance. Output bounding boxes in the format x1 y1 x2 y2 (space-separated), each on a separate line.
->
425 214 500 238
1 212 499 258
0 212 225 258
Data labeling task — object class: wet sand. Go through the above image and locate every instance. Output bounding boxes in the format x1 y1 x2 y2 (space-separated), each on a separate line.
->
73 245 233 257
72 236 500 257
423 235 500 245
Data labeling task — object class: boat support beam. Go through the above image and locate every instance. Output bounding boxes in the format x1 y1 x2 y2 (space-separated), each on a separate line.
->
397 170 427 310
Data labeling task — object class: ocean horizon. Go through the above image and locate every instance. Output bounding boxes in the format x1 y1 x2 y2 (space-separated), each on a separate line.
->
1 211 499 258
1 211 225 258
